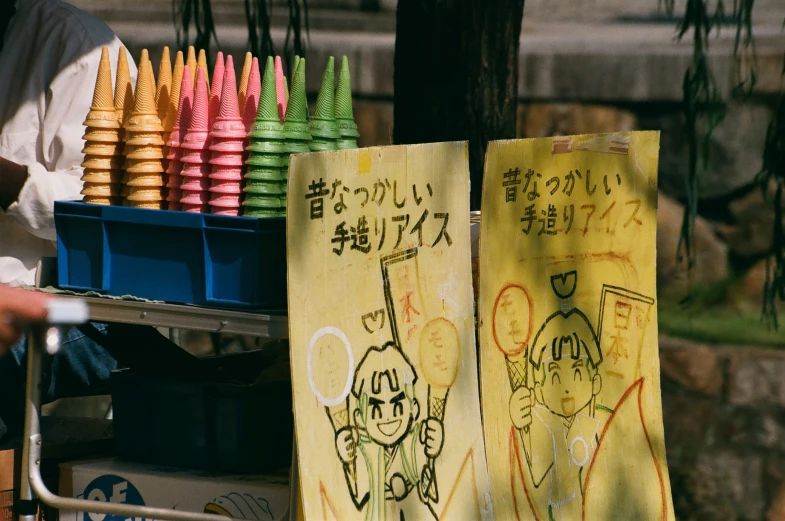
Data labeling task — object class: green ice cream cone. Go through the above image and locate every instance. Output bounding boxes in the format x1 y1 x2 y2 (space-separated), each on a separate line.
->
248 57 285 141
335 56 360 150
283 58 312 152
309 57 340 152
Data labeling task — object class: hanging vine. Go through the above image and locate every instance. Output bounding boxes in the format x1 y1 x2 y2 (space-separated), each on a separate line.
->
662 0 756 266
662 0 785 324
757 63 785 326
173 0 309 70
173 0 220 54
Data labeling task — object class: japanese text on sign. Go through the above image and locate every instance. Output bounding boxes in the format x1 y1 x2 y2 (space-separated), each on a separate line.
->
500 167 643 236
304 178 453 256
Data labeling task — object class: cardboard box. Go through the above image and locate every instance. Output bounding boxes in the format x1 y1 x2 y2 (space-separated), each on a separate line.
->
59 459 290 521
0 417 114 521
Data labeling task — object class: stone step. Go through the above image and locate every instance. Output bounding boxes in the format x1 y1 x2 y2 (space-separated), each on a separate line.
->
106 21 785 102
69 0 396 31
70 0 784 24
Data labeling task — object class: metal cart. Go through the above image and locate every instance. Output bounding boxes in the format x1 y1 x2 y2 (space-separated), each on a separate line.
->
18 290 292 521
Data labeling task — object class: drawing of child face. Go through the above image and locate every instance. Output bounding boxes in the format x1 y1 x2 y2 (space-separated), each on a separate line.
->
361 369 419 446
535 354 601 418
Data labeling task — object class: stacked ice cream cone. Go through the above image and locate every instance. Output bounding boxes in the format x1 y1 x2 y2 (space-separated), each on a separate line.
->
238 52 253 114
208 52 225 130
243 56 288 218
165 65 194 211
179 67 212 213
336 56 360 150
114 47 135 203
80 46 361 215
279 58 312 215
122 53 166 210
242 57 261 136
80 47 123 205
207 56 246 216
309 57 340 152
274 56 288 121
155 47 173 178
163 50 185 146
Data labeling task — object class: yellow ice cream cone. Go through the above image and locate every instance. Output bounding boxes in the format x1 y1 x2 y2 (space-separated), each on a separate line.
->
83 195 122 206
127 172 165 187
114 47 134 130
125 160 164 174
197 48 210 96
156 46 172 124
81 182 123 197
84 47 119 129
81 142 121 156
238 51 252 112
80 169 122 184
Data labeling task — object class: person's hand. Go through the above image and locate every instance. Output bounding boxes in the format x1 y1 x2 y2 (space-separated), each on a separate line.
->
336 426 358 464
0 284 50 354
421 418 444 458
0 156 30 210
509 386 533 431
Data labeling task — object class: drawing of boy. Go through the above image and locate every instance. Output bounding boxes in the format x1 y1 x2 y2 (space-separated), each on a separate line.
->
335 342 444 521
509 307 609 520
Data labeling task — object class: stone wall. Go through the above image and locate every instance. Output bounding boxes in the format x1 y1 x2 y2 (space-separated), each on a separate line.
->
661 336 785 521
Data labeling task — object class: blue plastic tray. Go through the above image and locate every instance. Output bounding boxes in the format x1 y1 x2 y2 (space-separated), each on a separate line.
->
54 201 286 309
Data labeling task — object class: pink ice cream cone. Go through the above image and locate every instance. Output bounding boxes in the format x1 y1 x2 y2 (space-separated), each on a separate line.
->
166 65 194 151
209 154 245 167
165 167 183 187
181 189 210 204
166 186 183 210
211 208 240 216
208 55 246 214
274 56 287 121
242 57 261 133
209 165 244 180
182 203 210 213
208 179 242 193
164 66 194 202
209 139 245 153
166 156 184 176
208 52 224 129
180 163 212 178
179 68 211 210
210 193 243 215
210 56 246 139
181 67 210 152
180 149 212 165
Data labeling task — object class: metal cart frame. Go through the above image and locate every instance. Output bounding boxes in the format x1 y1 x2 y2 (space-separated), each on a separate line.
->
18 293 290 521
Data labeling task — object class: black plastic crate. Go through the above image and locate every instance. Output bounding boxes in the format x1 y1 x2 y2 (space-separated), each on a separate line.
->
110 350 293 474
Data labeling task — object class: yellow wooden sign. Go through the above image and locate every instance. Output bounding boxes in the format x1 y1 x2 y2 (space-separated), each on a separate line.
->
287 142 493 521
478 132 674 520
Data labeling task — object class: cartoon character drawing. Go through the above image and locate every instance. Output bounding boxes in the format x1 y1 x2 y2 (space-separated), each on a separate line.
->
508 271 611 520
334 342 444 521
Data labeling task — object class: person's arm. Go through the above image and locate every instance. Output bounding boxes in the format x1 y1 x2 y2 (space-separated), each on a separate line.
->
3 41 136 242
0 284 50 353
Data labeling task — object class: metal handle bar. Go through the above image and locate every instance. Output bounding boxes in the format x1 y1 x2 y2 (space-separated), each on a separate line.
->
27 433 238 521
20 299 274 521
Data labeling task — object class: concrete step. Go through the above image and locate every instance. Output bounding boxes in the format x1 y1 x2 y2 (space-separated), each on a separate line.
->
69 0 396 31
106 21 785 103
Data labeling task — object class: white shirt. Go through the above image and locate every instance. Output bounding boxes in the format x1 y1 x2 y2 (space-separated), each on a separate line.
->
0 0 137 286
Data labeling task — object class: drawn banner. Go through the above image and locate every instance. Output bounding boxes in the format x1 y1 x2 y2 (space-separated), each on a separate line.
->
478 132 675 521
287 142 493 521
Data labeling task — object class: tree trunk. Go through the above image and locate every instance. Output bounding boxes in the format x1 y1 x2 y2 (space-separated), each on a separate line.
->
393 0 525 210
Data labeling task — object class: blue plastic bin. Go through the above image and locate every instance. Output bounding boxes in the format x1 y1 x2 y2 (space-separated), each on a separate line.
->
54 201 286 309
